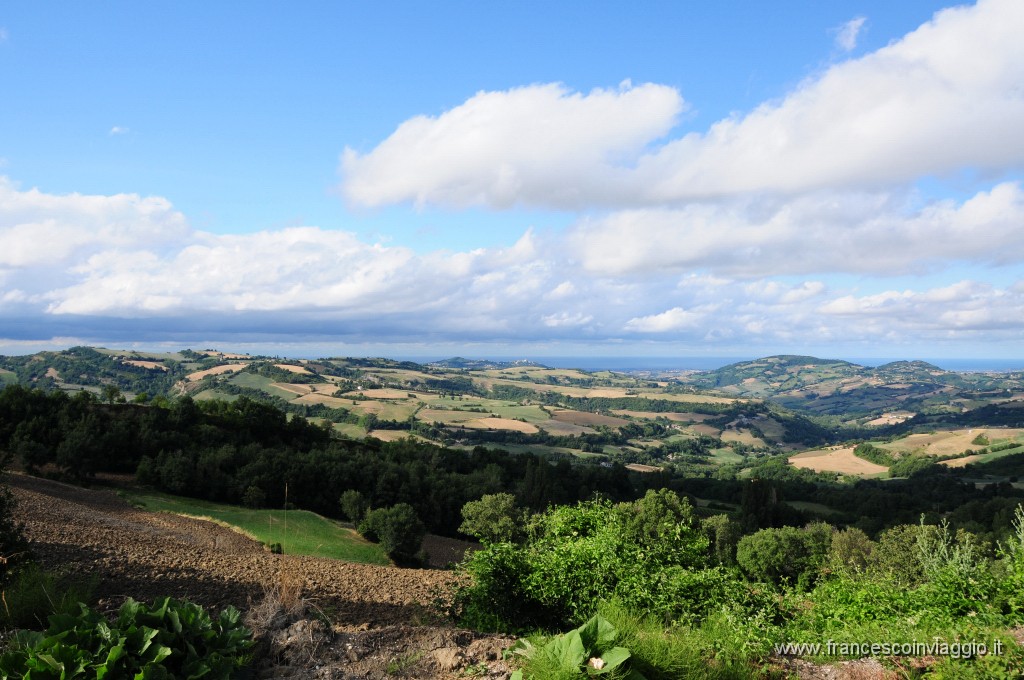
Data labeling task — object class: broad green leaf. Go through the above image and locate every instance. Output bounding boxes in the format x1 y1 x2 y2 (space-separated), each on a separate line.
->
589 646 630 675
551 629 587 670
576 615 617 653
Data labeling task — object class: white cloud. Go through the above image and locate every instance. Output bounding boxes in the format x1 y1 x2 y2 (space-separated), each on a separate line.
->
0 28 8 43
571 182 1024 277
625 307 704 333
109 126 129 135
341 0 1024 209
834 16 867 52
0 177 190 268
818 280 1024 333
5 176 1024 353
341 82 684 209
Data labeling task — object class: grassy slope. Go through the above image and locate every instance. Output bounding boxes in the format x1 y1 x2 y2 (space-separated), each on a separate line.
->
125 490 390 565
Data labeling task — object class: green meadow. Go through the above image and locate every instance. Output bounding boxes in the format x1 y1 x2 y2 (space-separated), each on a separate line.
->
124 490 390 565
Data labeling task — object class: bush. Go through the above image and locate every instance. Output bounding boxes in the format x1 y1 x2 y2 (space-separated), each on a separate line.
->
736 523 832 588
459 493 525 544
339 489 368 523
358 503 426 561
455 492 727 632
997 504 1024 620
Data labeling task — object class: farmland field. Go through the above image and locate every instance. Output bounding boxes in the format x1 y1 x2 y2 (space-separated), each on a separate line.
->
790 447 889 475
187 363 249 380
550 409 629 427
877 428 1024 457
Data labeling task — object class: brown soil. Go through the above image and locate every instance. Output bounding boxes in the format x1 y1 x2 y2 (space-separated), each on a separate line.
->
186 364 249 381
789 447 888 475
9 474 514 679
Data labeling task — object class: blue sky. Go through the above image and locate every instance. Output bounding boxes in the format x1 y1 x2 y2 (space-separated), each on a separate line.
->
1 0 1023 363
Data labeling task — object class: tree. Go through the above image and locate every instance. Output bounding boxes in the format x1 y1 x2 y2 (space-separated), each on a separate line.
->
101 384 122 405
703 514 741 567
359 503 426 561
459 493 525 544
826 527 874 577
242 485 266 509
339 489 368 523
736 523 833 588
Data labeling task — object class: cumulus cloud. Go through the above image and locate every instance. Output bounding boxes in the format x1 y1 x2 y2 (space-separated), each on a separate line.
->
625 307 706 333
0 177 190 269
570 182 1024 277
4 171 1024 353
834 16 867 51
341 0 1024 209
341 81 684 209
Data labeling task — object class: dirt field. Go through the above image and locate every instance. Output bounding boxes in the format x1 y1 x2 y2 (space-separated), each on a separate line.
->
186 364 248 381
550 409 628 427
292 393 352 408
789 447 889 475
123 360 168 371
941 455 982 468
274 363 311 374
8 474 515 679
864 411 915 426
461 417 539 434
612 410 714 422
721 429 767 448
344 388 419 400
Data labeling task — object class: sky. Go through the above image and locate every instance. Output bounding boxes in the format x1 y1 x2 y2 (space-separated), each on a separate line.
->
1 0 1023 364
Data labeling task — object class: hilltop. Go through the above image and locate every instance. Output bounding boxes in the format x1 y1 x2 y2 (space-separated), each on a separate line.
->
678 354 1024 422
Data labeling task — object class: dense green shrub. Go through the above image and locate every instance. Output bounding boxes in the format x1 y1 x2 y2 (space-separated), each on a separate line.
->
456 491 730 631
735 523 832 588
358 503 426 561
0 597 252 679
459 492 525 544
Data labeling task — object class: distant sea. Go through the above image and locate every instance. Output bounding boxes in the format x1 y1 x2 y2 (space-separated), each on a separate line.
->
403 355 1024 373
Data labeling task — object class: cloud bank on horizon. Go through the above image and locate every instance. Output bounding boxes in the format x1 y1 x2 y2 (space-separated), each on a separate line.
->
1 0 1023 358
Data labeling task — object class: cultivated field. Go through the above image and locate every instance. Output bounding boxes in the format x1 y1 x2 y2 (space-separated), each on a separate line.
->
187 363 248 380
790 447 889 475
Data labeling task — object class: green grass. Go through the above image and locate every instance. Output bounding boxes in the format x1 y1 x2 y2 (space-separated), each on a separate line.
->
710 447 744 465
227 371 301 400
124 490 391 565
0 368 16 385
193 389 240 402
333 422 368 438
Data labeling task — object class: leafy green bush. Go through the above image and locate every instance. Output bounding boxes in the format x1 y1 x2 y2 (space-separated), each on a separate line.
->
913 519 997 622
358 503 426 561
735 523 832 589
996 504 1024 620
459 493 525 544
456 491 734 632
0 597 253 679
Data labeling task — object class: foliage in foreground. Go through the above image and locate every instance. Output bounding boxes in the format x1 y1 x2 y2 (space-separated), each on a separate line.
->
0 563 98 630
0 597 253 680
510 603 736 680
459 497 1024 676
